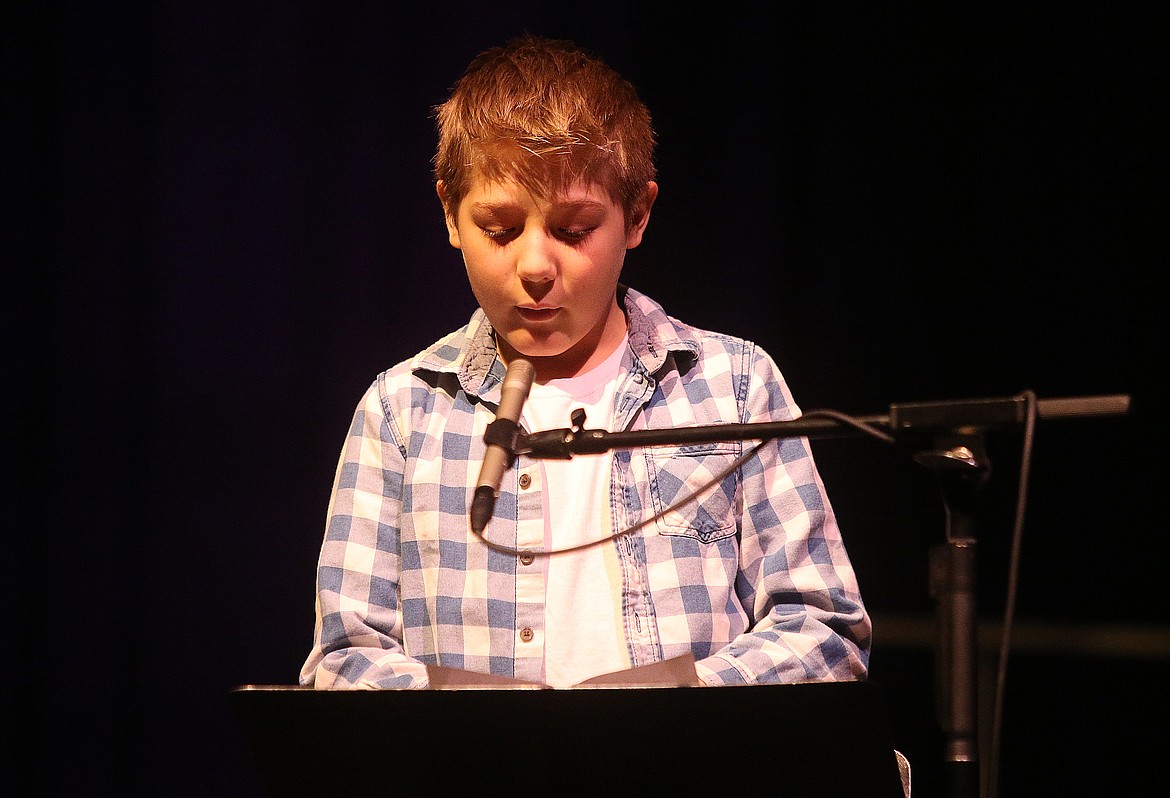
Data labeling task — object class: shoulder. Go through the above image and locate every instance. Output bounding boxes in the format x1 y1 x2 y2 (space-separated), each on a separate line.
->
374 308 498 399
622 284 777 374
622 286 798 419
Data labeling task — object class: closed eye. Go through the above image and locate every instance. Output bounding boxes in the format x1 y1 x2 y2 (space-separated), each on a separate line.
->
557 226 596 242
482 226 517 243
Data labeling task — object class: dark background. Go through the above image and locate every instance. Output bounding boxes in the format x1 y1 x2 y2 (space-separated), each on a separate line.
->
4 3 1165 796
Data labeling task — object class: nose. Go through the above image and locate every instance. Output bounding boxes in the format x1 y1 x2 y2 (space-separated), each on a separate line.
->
514 229 558 285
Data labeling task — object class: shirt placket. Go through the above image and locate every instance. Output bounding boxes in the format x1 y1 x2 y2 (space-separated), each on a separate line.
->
512 457 546 683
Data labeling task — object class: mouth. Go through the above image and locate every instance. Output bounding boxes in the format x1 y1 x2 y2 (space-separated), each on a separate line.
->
516 306 561 322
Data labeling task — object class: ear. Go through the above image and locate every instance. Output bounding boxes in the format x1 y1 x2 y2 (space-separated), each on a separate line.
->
436 181 462 249
625 181 658 249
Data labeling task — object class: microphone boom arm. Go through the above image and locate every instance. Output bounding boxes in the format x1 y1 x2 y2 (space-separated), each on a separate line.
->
515 393 1131 458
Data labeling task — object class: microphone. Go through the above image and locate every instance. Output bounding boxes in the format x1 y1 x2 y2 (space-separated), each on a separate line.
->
470 358 536 533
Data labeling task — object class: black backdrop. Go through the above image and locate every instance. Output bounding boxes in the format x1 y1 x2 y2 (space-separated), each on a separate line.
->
4 3 1166 796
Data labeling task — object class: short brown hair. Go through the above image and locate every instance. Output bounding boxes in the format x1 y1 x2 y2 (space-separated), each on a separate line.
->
433 35 656 222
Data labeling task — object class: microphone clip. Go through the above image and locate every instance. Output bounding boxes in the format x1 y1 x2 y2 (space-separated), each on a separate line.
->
514 411 609 461
482 418 523 461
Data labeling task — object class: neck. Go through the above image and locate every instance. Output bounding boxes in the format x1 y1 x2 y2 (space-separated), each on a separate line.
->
502 299 627 382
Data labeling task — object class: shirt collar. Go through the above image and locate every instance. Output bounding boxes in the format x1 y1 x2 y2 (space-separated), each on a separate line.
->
409 285 701 399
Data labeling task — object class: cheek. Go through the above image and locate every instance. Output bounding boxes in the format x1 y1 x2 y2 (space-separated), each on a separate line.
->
579 242 628 291
466 261 510 294
463 256 513 313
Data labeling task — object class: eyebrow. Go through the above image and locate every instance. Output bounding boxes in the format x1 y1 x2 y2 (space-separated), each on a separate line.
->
468 199 608 214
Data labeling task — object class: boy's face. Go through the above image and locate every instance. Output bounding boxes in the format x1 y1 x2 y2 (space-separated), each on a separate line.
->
441 174 656 381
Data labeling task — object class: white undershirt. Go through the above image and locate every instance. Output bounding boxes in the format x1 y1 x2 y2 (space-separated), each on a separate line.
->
521 339 631 687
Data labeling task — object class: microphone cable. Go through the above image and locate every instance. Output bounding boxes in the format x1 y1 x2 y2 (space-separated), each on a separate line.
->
985 389 1037 798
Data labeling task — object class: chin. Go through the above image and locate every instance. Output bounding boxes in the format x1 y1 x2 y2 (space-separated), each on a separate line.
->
504 334 573 361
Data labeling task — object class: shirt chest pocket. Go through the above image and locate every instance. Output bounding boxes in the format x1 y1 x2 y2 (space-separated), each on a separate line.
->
644 443 740 543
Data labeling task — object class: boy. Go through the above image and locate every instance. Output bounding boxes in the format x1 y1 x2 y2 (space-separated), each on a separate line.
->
300 35 871 689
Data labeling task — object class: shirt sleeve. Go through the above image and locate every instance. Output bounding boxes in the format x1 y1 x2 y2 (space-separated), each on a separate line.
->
299 379 430 689
694 344 872 686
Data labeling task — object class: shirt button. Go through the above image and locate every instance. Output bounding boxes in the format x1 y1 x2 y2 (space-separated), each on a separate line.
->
518 473 532 489
519 627 534 643
519 552 535 566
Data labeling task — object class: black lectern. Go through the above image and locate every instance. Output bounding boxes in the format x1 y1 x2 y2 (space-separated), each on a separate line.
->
230 681 906 796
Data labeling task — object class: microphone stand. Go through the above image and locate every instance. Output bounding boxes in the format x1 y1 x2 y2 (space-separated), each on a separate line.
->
511 392 1131 798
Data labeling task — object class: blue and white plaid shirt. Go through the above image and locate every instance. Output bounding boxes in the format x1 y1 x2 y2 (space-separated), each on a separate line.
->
300 286 871 688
